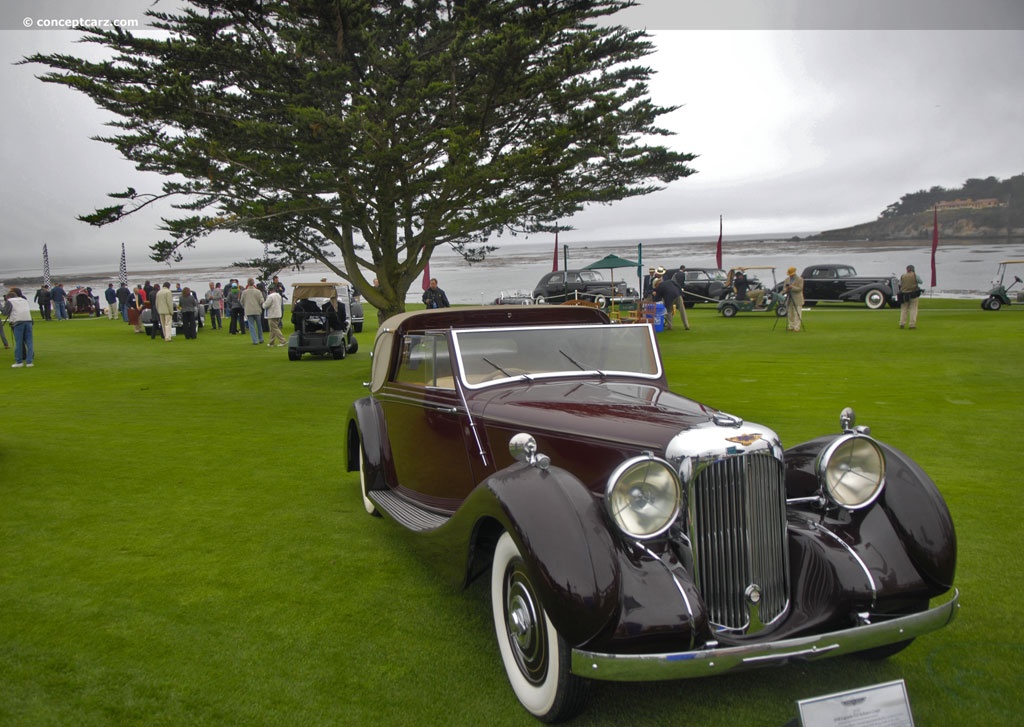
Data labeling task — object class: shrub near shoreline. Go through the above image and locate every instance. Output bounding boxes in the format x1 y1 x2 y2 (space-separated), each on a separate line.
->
1 299 1020 726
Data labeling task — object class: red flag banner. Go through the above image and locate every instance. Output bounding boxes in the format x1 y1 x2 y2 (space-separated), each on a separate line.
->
931 207 939 287
552 229 559 272
421 260 431 291
715 215 723 269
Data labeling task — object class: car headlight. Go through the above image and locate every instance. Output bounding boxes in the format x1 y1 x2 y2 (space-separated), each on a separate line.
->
817 434 886 509
605 455 682 539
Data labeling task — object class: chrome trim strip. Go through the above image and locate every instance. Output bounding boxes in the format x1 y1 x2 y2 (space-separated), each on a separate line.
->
637 542 695 648
455 374 488 467
571 589 959 681
813 523 879 602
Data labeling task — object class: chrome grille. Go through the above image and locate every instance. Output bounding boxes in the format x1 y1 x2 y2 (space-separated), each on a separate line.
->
689 453 789 632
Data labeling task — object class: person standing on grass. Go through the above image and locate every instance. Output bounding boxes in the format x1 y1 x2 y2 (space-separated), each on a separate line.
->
422 278 450 309
155 282 175 342
204 282 223 330
240 278 265 345
783 266 804 332
899 264 923 330
104 283 117 319
263 286 287 346
227 281 244 334
51 283 68 321
179 286 199 339
6 288 34 367
670 264 691 330
115 282 134 322
34 284 52 321
1 293 10 350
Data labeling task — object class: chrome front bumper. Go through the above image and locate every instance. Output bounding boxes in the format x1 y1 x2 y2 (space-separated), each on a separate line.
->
572 589 959 682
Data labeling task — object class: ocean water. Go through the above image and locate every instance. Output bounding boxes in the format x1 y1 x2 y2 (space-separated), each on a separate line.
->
7 235 1024 306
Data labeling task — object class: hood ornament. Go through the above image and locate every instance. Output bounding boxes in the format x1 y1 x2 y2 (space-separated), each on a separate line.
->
712 411 743 428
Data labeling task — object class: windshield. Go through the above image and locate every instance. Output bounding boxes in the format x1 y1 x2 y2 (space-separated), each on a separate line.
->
452 324 661 387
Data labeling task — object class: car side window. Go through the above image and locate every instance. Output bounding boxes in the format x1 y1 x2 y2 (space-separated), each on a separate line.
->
394 334 454 389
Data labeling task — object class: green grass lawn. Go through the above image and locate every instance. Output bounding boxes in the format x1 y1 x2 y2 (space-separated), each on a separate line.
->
2 299 1021 726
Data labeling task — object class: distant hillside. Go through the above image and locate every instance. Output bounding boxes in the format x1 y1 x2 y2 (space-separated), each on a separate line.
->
813 173 1024 241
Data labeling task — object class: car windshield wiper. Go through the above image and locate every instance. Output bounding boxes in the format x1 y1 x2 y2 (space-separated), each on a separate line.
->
482 357 532 381
559 350 605 379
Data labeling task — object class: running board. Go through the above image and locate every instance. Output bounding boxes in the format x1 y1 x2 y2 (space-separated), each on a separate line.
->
369 490 450 532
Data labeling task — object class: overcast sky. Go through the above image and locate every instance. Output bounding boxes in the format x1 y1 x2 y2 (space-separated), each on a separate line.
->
1 0 1022 276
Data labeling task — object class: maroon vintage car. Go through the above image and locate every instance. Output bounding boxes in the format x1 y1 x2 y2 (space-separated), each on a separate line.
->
345 306 958 722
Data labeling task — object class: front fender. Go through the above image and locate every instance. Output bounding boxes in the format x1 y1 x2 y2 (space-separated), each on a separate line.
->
784 436 956 594
841 281 894 302
346 396 389 491
480 462 621 647
878 443 957 590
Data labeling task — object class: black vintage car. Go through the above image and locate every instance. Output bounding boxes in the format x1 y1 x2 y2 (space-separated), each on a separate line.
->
681 266 730 306
345 306 958 722
532 269 637 308
782 264 900 309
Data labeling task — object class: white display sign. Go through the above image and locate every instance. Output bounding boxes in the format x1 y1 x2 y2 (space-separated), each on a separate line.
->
798 679 914 727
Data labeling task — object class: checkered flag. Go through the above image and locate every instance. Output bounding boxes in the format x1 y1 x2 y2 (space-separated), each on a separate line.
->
118 243 128 287
42 244 51 287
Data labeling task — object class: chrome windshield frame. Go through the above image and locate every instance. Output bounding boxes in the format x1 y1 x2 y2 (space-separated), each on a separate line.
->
451 323 662 390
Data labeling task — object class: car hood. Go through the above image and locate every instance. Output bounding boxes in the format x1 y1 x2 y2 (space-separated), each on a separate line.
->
472 380 718 451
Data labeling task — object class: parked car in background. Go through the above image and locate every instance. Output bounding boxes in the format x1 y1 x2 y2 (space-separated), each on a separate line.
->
681 266 729 306
780 264 899 309
345 306 959 722
532 269 638 309
347 288 365 332
141 292 196 335
492 289 535 305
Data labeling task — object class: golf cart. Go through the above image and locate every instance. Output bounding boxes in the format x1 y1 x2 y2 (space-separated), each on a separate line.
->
981 260 1024 310
288 282 359 360
717 266 788 318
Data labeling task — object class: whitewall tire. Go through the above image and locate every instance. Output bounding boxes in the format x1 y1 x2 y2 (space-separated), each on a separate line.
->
490 531 589 722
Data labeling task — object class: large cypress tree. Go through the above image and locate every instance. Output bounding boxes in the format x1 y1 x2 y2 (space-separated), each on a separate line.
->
26 0 695 318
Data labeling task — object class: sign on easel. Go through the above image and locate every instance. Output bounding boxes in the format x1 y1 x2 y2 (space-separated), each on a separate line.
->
797 679 914 727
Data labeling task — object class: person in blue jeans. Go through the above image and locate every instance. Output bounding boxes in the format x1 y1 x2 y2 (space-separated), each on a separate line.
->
5 288 35 367
51 283 68 320
240 278 266 345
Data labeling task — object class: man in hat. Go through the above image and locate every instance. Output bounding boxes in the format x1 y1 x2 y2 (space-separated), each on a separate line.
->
783 266 804 331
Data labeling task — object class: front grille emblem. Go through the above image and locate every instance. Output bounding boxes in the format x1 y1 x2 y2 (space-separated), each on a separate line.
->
725 433 763 447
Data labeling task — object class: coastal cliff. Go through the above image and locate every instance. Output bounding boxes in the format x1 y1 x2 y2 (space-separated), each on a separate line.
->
812 173 1023 241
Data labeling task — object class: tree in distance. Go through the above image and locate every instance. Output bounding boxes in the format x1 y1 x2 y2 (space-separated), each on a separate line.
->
25 0 696 318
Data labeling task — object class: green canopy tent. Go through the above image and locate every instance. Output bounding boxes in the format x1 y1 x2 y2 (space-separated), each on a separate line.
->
582 253 639 316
